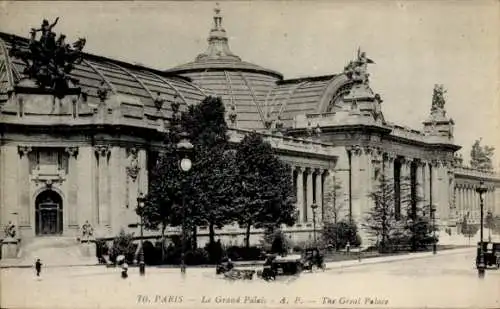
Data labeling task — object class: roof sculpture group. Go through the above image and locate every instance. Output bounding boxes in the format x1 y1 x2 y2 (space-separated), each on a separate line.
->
431 84 447 115
344 48 375 84
9 18 86 98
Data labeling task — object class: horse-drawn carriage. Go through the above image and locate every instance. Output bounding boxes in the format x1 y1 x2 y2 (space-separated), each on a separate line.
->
257 248 326 280
301 248 326 271
476 242 500 269
216 257 256 280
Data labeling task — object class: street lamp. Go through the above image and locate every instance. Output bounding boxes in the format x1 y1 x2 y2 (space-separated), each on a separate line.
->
431 204 437 255
311 203 318 244
177 131 193 274
475 181 487 278
137 192 146 276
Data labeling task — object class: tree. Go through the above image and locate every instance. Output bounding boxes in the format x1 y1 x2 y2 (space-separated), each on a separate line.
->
321 220 361 250
139 100 184 236
181 96 237 247
110 229 136 262
363 174 434 252
403 203 436 251
142 96 237 253
470 138 495 171
322 177 346 225
233 132 297 248
363 174 399 252
485 210 495 229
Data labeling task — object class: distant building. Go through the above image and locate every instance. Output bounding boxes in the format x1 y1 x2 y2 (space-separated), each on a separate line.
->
0 7 499 263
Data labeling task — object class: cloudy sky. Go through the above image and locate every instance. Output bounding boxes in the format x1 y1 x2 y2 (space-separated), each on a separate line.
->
1 1 499 167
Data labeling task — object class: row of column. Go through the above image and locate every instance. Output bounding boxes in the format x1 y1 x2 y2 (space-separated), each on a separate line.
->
454 184 496 223
292 166 330 224
350 147 454 224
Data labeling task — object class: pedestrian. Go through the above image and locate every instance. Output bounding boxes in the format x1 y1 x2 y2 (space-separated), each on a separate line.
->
35 258 42 277
121 262 128 279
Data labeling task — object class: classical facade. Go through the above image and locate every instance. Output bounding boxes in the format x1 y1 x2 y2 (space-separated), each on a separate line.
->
1 8 499 262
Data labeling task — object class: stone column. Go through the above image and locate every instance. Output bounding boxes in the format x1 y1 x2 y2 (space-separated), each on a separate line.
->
77 147 95 227
17 146 32 227
467 186 472 219
423 162 431 210
384 153 395 181
296 167 304 223
109 147 126 235
448 170 456 223
138 149 148 195
363 147 374 216
95 145 111 227
306 168 314 222
315 169 323 223
334 152 350 220
65 147 79 228
457 186 463 218
416 161 425 208
348 146 363 223
494 186 499 215
430 162 439 222
472 186 477 221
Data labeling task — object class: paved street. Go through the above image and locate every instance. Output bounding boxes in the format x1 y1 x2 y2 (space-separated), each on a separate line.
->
1 248 499 309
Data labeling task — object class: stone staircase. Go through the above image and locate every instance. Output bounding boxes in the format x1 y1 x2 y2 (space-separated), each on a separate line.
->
1 237 98 267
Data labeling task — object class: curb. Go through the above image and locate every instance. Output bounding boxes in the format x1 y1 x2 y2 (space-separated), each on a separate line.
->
325 247 473 270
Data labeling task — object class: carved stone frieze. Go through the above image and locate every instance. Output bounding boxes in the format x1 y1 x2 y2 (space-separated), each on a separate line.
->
347 145 363 156
17 145 33 157
94 145 111 157
126 147 140 181
383 151 397 162
65 146 79 158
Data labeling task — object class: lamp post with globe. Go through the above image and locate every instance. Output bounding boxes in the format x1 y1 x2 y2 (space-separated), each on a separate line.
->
475 181 487 278
137 193 146 275
129 193 146 276
177 131 193 274
311 203 318 244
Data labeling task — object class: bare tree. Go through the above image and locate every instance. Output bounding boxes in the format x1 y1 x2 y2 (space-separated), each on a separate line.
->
322 176 346 224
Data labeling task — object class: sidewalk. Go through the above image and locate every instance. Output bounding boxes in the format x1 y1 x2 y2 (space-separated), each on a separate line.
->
1 247 474 269
324 247 473 270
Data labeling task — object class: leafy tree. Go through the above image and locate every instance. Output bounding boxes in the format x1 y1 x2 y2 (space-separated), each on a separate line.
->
110 229 136 262
142 96 237 252
485 210 495 229
470 138 495 171
181 96 237 247
403 203 437 251
233 132 297 248
261 226 290 254
139 100 184 236
321 220 361 250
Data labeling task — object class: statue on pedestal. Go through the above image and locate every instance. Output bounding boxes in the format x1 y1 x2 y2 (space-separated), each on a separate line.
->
4 221 16 239
81 220 94 241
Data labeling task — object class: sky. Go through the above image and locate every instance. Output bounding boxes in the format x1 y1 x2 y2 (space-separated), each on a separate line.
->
1 1 499 168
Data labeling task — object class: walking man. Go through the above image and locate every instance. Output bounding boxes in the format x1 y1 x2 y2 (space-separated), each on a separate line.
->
35 258 42 277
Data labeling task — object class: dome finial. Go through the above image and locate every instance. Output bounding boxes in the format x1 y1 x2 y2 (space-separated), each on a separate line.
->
195 3 241 61
214 3 222 29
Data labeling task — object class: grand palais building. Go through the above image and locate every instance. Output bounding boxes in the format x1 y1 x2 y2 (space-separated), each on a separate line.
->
1 7 499 264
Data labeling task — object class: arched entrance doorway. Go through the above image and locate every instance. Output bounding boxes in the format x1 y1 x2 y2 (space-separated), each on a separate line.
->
35 190 63 236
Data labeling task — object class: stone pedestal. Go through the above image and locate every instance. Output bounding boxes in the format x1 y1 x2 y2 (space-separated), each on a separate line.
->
79 240 97 258
1 237 19 259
